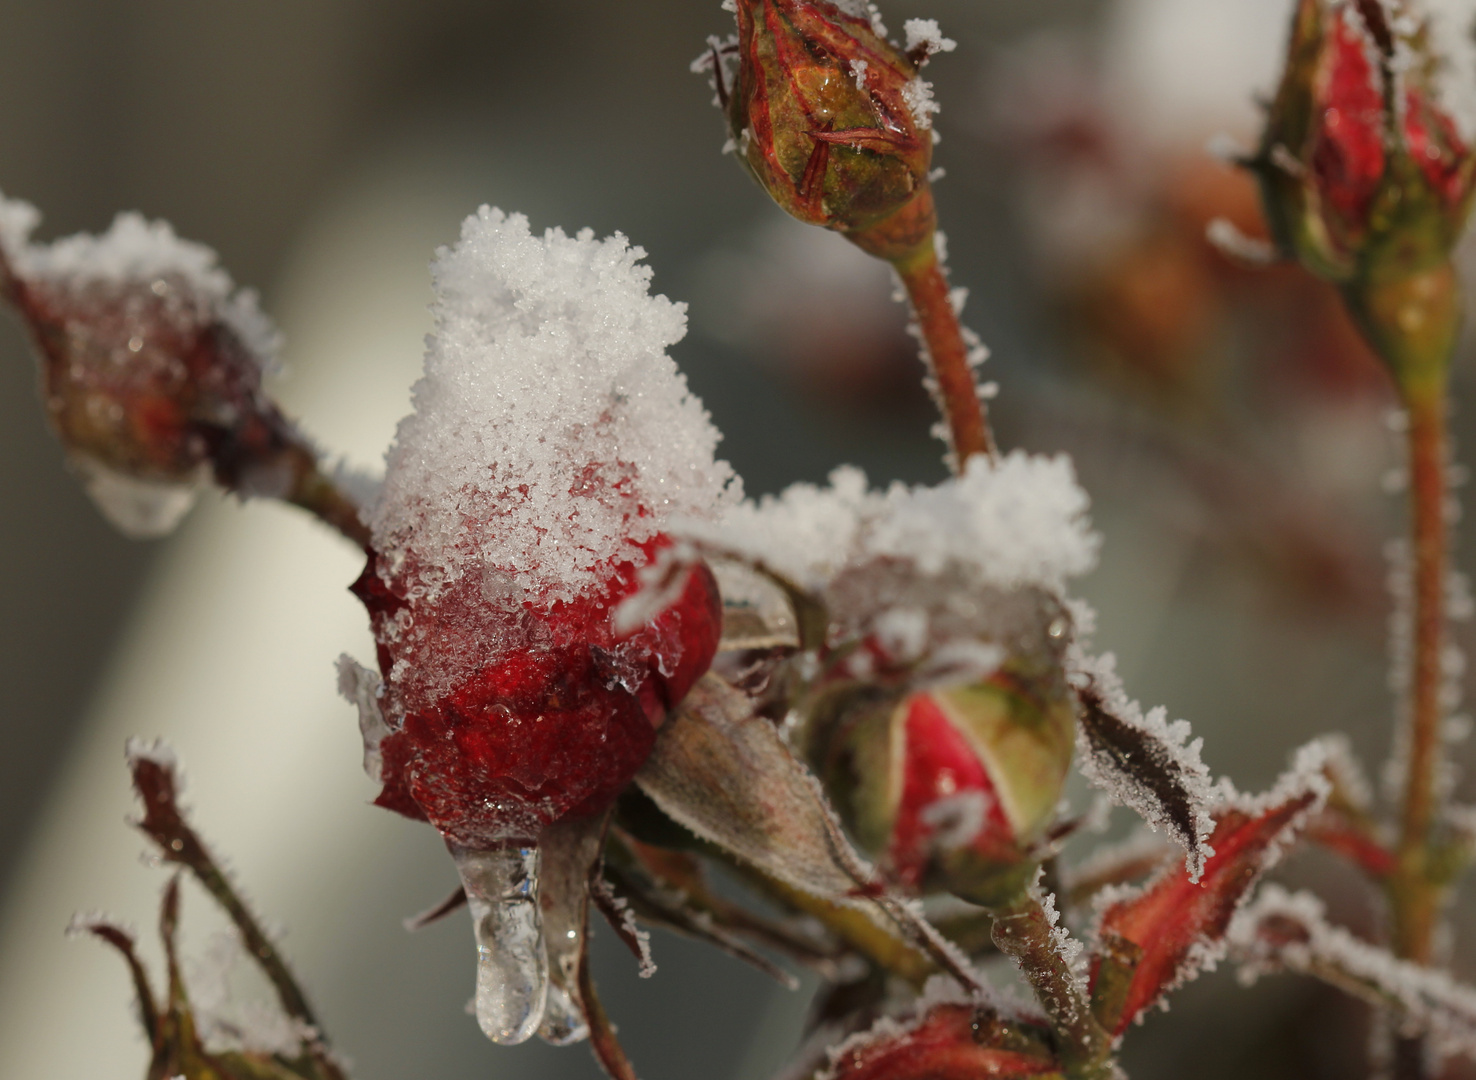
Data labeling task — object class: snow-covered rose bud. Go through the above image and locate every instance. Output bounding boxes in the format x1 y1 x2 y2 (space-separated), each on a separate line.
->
342 207 735 1045
1253 0 1475 285
0 194 354 539
714 1 943 261
698 455 1098 905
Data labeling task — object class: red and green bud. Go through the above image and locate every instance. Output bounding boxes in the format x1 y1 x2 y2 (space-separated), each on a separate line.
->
717 0 941 261
816 660 1075 907
1254 0 1476 286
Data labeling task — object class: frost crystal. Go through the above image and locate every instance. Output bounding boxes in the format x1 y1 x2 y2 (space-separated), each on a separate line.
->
1231 885 1476 1062
687 451 1097 595
371 207 737 608
1071 651 1217 879
899 77 942 130
902 19 956 60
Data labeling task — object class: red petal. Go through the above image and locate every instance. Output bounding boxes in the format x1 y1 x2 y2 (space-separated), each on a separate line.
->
1310 11 1386 231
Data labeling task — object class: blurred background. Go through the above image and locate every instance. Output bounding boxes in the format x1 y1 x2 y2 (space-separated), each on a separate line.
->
1 0 1474 1077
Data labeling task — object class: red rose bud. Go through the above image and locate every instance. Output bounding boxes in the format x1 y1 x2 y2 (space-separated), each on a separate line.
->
0 193 361 540
715 0 942 261
1254 0 1476 284
340 208 735 1044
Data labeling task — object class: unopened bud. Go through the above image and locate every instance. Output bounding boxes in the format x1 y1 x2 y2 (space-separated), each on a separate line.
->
1253 0 1475 285
715 0 941 261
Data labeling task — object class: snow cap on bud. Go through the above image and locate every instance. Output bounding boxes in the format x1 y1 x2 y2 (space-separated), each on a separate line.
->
0 193 298 537
1253 0 1476 285
718 0 942 261
356 207 735 851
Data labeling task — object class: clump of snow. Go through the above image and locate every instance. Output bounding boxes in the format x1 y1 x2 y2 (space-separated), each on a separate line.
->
0 191 39 264
903 19 957 60
371 207 738 607
124 736 179 773
686 451 1097 596
0 194 280 363
336 655 389 782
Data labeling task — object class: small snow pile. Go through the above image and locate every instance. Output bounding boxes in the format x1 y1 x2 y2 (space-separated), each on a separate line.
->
903 19 956 60
0 190 278 362
371 207 737 606
687 451 1097 595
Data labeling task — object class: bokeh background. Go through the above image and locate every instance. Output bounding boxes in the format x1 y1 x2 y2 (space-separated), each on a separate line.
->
1 0 1475 1077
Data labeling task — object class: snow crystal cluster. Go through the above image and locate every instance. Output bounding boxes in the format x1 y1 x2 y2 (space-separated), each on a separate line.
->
370 207 738 607
684 451 1097 596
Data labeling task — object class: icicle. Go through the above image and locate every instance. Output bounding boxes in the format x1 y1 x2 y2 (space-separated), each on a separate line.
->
449 845 548 1045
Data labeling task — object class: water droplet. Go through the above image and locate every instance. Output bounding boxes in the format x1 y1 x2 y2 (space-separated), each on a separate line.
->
1047 617 1068 639
449 844 548 1045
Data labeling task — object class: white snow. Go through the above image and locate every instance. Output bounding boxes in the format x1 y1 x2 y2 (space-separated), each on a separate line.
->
903 19 957 60
370 207 737 609
685 451 1097 596
0 193 280 364
900 77 942 130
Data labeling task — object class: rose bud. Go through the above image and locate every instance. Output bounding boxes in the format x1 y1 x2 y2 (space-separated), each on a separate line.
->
1249 0 1474 378
340 207 735 1044
0 193 363 542
714 1 945 262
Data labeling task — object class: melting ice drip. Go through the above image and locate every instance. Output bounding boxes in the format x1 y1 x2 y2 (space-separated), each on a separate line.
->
450 844 548 1044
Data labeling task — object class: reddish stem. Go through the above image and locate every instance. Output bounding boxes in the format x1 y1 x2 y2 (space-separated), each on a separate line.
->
1391 390 1448 966
893 247 995 468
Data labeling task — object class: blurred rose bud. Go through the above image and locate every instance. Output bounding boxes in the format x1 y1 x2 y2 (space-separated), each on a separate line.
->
1253 0 1475 285
719 0 941 261
0 194 344 539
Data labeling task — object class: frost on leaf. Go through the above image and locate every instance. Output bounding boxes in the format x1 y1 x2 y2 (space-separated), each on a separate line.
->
683 451 1098 596
1230 885 1476 1064
1089 743 1330 1037
1072 653 1216 879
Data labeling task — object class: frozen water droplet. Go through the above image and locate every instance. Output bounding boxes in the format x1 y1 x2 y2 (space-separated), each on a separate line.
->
449 844 548 1045
72 454 200 538
538 984 589 1046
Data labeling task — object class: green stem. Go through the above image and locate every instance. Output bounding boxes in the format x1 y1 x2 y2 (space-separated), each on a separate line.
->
892 242 995 468
989 890 1112 1079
